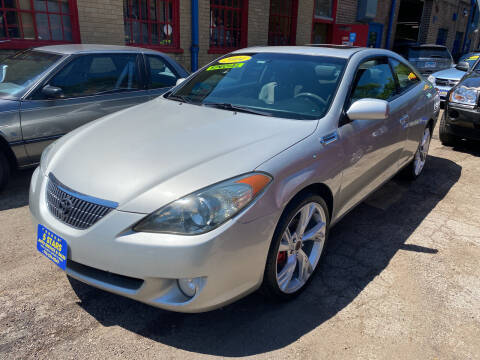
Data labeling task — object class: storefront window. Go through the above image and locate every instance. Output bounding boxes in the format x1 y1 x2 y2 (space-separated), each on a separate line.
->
124 0 180 50
209 0 248 52
268 0 298 45
0 0 77 44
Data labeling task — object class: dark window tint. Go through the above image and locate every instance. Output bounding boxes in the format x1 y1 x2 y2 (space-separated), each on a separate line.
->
351 59 396 102
146 55 178 88
407 47 450 59
390 58 420 92
47 53 141 98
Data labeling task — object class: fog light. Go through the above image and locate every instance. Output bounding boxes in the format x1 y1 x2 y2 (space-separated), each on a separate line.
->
178 278 201 298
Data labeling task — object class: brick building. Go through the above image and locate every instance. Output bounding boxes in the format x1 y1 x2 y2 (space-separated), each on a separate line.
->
0 0 477 70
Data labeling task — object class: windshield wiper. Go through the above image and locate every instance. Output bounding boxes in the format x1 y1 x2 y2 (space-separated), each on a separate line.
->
203 102 273 116
167 93 193 104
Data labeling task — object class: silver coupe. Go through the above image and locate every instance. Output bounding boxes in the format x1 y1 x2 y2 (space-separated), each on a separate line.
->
29 46 440 312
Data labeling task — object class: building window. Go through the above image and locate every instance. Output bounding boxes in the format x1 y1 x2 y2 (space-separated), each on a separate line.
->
314 0 334 20
311 0 337 44
209 0 248 53
268 0 298 45
0 0 79 48
436 28 448 46
124 0 181 52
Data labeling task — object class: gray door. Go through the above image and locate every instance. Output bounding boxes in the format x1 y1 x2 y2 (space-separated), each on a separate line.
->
389 58 426 168
20 53 150 162
145 54 181 98
337 58 407 216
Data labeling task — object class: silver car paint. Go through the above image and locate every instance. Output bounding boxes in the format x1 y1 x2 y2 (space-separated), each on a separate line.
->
429 66 466 99
29 47 438 312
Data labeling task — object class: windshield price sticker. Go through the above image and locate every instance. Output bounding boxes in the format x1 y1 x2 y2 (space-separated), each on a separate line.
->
218 55 252 64
37 224 67 270
467 55 479 61
207 63 246 71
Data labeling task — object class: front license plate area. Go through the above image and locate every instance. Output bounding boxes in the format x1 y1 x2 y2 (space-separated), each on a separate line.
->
439 90 448 97
37 224 67 270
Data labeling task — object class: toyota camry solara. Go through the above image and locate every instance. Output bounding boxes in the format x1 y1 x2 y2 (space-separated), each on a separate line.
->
29 46 440 312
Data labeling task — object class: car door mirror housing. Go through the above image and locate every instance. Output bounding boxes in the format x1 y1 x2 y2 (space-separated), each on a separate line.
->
176 78 186 86
346 99 389 121
42 85 64 99
456 61 470 72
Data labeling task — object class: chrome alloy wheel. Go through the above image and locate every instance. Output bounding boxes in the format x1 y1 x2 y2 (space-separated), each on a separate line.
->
414 127 431 176
276 202 326 294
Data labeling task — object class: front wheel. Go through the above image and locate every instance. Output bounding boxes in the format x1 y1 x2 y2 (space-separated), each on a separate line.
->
261 194 330 300
402 126 432 180
439 113 459 146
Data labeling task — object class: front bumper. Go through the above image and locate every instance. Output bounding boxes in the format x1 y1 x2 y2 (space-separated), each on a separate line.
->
29 168 279 312
434 85 451 103
444 103 480 141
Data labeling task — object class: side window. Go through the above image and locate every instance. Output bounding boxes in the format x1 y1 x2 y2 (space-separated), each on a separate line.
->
146 55 178 89
390 58 420 92
45 53 141 98
350 59 397 103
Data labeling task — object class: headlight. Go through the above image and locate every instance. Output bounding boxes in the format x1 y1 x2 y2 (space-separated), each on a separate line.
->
133 172 272 235
449 86 479 106
427 75 435 85
39 142 56 174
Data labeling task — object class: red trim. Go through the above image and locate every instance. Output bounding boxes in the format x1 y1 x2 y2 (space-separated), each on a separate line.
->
0 0 80 47
125 0 180 50
208 0 248 52
268 0 299 45
311 0 337 43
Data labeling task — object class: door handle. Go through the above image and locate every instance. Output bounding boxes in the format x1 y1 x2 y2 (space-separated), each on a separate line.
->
399 114 409 127
320 131 338 145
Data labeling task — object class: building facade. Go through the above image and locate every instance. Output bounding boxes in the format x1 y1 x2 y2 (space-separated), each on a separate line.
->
0 0 477 70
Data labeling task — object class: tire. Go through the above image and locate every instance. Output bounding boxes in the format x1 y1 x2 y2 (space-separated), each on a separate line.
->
401 126 432 181
261 193 330 301
439 112 458 146
0 151 10 192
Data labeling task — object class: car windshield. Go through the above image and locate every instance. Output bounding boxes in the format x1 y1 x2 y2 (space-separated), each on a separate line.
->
169 53 347 120
408 47 451 59
0 50 62 99
459 52 480 67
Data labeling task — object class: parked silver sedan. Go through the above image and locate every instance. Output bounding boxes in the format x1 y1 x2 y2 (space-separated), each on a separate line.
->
428 52 480 103
29 46 440 313
0 44 188 190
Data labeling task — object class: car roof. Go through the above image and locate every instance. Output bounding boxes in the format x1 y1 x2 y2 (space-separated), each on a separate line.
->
410 44 448 49
231 45 384 59
33 44 162 55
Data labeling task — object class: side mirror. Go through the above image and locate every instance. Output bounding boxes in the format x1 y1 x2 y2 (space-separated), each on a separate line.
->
176 78 186 86
456 61 470 72
42 85 64 99
346 98 389 121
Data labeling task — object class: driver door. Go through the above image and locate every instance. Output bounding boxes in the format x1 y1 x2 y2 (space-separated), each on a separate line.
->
20 53 150 162
337 57 405 217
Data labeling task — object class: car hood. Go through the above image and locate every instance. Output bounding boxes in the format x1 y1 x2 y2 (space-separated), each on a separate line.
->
431 67 465 80
457 70 480 88
45 97 317 214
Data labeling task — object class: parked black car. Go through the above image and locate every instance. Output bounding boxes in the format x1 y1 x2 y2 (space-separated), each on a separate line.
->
441 68 480 145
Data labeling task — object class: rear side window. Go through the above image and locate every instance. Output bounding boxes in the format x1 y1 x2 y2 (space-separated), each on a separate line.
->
351 59 396 102
44 53 141 98
146 55 178 89
390 58 420 92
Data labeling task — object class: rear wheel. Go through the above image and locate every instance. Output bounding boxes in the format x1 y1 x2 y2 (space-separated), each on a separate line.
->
0 151 10 192
261 193 329 300
402 126 431 180
439 113 459 146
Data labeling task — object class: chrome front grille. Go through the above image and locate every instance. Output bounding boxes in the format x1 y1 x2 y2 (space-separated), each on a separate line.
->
46 174 117 230
436 78 458 87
